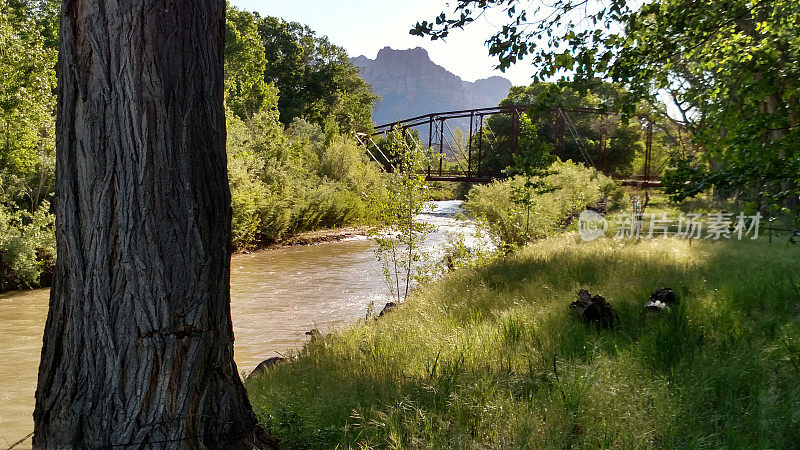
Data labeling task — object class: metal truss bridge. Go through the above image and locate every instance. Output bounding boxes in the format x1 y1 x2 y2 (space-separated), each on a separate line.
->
355 105 663 187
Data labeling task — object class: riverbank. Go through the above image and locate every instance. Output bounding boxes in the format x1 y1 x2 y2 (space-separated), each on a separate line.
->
0 225 374 295
245 233 800 448
241 226 370 252
234 189 463 253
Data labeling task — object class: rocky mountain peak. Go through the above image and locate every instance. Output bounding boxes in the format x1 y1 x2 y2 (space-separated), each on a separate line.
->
375 46 430 61
352 47 512 126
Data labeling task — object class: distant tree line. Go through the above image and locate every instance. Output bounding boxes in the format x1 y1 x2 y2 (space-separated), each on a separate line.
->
225 6 377 132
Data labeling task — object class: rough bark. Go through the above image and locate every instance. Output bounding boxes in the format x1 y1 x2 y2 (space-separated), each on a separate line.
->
34 0 272 447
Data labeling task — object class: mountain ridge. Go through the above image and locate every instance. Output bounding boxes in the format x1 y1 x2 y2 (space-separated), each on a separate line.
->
352 46 512 126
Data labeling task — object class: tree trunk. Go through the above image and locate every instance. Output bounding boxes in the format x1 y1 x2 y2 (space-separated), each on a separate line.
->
34 0 272 447
764 92 799 214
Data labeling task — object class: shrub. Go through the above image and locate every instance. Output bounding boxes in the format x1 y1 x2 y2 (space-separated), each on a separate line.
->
226 109 385 250
464 159 623 246
0 201 55 291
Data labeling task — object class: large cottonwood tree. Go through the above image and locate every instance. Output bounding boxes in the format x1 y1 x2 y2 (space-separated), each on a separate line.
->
34 0 272 447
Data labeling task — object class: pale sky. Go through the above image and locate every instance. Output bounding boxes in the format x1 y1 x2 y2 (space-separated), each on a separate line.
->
230 0 538 86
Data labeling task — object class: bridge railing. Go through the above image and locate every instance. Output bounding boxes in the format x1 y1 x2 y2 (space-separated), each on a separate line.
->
360 105 662 185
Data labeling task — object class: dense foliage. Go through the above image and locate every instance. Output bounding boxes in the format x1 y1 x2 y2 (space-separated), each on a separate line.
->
472 81 685 180
464 160 623 246
223 7 384 250
225 6 275 120
257 15 377 132
0 3 382 290
226 109 383 250
0 0 57 290
413 0 800 226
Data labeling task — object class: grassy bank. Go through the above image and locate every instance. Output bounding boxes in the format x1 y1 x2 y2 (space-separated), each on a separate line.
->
246 233 800 448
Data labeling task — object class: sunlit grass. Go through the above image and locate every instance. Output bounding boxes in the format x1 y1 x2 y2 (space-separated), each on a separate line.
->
246 233 800 448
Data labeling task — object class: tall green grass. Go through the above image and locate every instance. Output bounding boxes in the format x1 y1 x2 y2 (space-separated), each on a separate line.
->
247 234 800 448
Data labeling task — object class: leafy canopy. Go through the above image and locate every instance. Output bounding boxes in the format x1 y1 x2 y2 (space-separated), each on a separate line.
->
258 15 378 133
413 0 800 222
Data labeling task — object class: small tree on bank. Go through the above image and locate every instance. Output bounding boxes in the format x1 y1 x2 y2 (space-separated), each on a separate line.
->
505 114 557 241
34 1 272 447
370 131 434 303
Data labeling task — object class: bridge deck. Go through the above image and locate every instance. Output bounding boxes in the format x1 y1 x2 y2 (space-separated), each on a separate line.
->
425 175 662 187
425 175 497 183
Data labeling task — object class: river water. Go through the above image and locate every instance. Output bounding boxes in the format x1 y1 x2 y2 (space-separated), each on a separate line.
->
0 200 477 446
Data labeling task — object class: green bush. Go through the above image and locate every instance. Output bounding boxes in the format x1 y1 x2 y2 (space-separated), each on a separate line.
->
226 111 385 250
0 201 55 291
464 159 624 246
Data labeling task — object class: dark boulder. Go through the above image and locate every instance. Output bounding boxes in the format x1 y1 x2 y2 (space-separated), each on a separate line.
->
560 198 608 229
378 302 397 317
247 356 286 380
644 287 677 312
569 289 617 327
585 198 608 215
305 328 321 339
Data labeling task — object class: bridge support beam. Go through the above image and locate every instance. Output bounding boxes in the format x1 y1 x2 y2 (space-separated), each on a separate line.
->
438 118 444 176
554 108 565 158
477 114 484 176
644 119 653 181
467 112 474 177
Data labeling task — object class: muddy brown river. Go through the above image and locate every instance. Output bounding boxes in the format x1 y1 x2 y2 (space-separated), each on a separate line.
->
0 201 477 446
